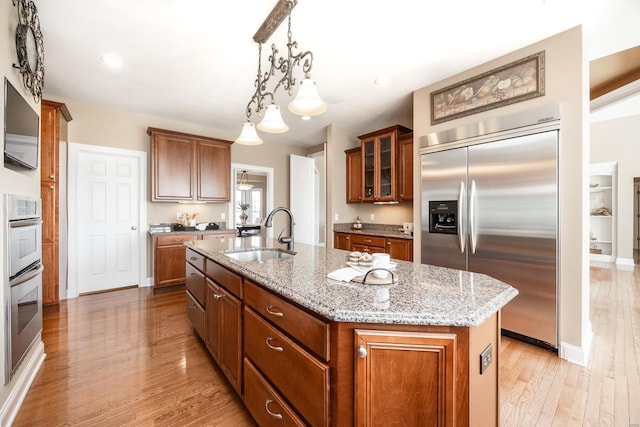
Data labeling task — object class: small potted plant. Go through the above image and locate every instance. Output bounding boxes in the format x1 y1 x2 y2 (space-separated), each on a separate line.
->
238 203 250 224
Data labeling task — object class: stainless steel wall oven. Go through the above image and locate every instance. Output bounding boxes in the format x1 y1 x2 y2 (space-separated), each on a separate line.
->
5 194 43 383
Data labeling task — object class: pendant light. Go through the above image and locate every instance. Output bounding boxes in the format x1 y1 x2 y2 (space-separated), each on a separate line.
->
237 170 254 191
235 121 263 145
288 75 327 116
257 103 289 133
235 0 326 144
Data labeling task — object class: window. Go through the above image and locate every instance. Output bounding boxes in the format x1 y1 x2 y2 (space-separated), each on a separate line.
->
235 188 263 225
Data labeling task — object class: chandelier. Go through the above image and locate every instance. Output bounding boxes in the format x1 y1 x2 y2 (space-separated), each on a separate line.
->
237 170 254 191
235 0 326 145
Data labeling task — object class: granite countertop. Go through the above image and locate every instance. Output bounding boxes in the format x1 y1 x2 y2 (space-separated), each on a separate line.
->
185 236 518 328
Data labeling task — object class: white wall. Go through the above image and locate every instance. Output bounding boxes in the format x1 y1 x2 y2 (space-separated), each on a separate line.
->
413 27 590 362
0 1 45 420
591 114 640 263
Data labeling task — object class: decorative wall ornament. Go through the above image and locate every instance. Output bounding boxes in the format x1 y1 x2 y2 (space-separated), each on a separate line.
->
12 0 45 102
430 51 545 125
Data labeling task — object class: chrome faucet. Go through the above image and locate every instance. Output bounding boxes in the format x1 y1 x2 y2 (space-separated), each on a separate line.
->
264 207 295 251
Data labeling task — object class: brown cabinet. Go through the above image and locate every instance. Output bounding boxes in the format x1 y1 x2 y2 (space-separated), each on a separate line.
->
186 290 205 339
345 147 362 203
359 125 411 203
385 236 413 261
205 277 242 393
40 100 71 305
154 234 198 287
397 132 414 201
333 232 413 261
354 329 458 426
148 127 233 202
334 232 351 250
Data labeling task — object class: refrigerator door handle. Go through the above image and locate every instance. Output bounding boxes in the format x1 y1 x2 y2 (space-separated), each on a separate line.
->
469 179 477 254
458 181 465 254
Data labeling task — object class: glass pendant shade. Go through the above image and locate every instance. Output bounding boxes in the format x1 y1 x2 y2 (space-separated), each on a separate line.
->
257 104 289 133
235 121 263 145
237 170 254 191
288 77 327 116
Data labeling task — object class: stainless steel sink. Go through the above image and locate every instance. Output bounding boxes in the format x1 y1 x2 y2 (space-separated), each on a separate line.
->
224 248 295 263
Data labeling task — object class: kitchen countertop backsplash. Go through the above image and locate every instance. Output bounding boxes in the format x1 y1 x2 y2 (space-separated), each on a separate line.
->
333 223 413 239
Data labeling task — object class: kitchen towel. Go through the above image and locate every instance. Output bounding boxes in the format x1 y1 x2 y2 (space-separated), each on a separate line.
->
327 267 362 282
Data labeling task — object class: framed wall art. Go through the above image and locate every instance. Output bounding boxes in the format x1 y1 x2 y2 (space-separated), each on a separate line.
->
430 51 545 125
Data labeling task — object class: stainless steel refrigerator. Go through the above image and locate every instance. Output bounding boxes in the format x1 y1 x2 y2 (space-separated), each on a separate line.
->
421 109 559 349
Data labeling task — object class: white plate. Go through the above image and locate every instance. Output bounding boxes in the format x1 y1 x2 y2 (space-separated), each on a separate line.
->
346 261 397 274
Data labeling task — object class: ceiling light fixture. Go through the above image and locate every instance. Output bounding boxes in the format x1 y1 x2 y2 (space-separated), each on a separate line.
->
234 0 326 145
237 170 254 191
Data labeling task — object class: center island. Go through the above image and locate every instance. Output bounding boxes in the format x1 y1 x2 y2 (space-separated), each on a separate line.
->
184 235 518 426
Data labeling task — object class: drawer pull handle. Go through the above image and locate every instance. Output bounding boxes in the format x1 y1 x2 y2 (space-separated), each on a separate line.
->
190 257 198 261
265 337 283 352
265 305 284 317
212 293 223 300
265 399 283 419
357 345 368 358
188 303 197 310
364 239 372 243
190 273 197 277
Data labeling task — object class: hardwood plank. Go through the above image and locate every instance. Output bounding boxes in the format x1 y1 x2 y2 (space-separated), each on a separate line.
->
12 288 256 427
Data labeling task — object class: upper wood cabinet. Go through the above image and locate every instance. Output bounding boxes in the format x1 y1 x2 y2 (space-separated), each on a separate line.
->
148 127 233 202
345 147 362 203
349 125 412 203
397 132 414 201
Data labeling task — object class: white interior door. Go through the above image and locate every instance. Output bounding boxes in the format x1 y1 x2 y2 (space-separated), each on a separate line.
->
290 154 316 245
68 143 146 296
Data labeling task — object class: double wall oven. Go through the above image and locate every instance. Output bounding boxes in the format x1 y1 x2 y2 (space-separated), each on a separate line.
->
5 194 43 383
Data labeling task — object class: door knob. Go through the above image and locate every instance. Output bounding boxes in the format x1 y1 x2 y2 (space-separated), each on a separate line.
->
131 226 137 230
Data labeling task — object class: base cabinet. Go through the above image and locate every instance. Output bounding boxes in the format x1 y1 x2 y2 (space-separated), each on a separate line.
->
205 278 242 393
333 232 413 261
155 234 198 287
354 329 457 426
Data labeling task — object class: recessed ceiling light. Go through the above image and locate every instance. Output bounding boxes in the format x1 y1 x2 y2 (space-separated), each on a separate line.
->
101 55 123 68
325 95 345 104
374 75 390 87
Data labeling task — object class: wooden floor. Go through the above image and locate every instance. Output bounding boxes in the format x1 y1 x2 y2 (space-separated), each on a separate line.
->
12 258 640 426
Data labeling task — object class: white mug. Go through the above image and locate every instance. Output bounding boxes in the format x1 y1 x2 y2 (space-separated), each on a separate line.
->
371 253 391 279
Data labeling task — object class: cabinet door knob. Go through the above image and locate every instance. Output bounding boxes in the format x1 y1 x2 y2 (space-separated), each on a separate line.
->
265 337 284 352
265 399 283 419
265 305 284 317
356 345 367 358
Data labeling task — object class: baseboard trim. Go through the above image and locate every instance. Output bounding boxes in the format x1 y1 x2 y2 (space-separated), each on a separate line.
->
0 341 46 426
559 321 593 367
616 257 635 268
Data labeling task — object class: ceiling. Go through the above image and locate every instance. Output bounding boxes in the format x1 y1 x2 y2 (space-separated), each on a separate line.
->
34 0 640 148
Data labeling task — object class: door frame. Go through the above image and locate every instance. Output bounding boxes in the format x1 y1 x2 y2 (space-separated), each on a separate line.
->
67 142 147 298
231 163 274 236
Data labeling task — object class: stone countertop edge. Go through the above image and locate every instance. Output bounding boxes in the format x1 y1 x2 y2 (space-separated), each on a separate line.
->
149 229 237 236
184 239 518 328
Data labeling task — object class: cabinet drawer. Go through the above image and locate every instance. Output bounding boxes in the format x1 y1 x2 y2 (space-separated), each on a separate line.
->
243 358 306 427
156 234 198 246
206 259 242 298
186 291 204 339
244 307 329 427
186 248 205 271
350 234 385 248
185 262 205 306
244 280 329 361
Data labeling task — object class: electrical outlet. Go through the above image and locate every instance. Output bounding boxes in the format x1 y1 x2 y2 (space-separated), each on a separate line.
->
334 213 339 221
220 212 226 220
369 213 375 221
176 212 182 220
480 343 493 374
